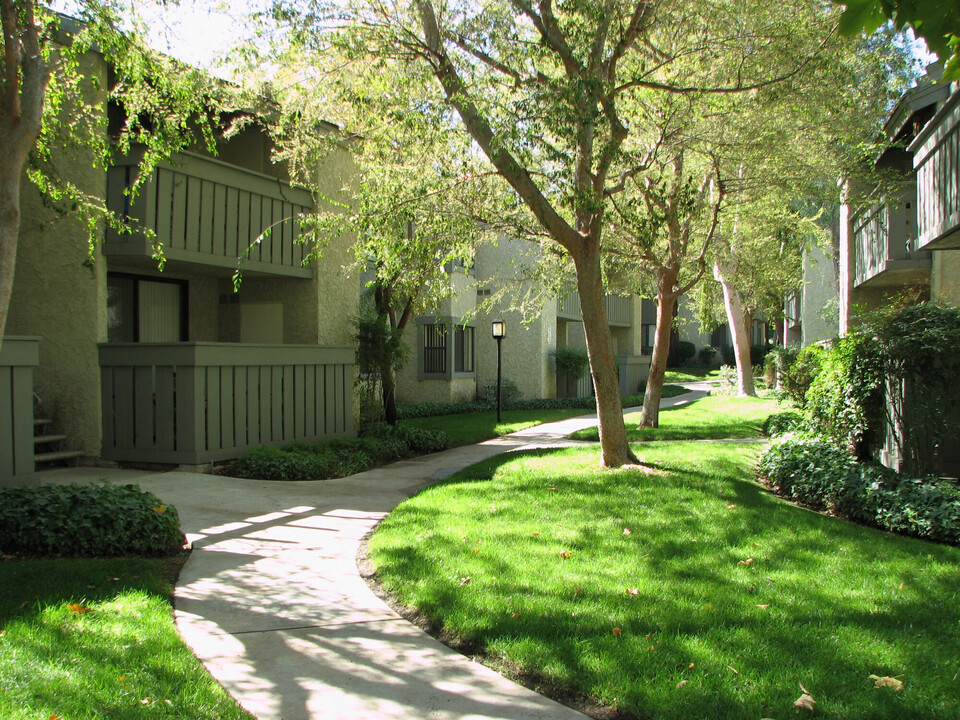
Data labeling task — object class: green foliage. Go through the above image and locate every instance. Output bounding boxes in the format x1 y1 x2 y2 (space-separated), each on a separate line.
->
759 436 960 544
479 378 523 405
674 341 696 366
0 484 184 557
762 411 804 436
230 426 453 481
833 0 960 80
397 400 490 419
749 344 771 367
549 346 590 379
697 346 716 365
782 343 827 408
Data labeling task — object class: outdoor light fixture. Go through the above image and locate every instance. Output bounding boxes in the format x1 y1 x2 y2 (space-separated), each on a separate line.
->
492 320 506 422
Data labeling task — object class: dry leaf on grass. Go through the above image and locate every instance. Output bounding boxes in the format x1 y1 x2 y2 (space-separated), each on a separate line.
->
869 675 905 691
625 588 639 596
794 693 816 711
458 577 471 587
676 680 688 689
612 627 622 636
560 550 572 558
66 603 91 615
738 558 754 566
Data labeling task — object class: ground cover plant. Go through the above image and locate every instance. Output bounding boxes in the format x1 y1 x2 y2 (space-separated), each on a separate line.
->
0 556 254 720
571 395 778 441
369 443 960 720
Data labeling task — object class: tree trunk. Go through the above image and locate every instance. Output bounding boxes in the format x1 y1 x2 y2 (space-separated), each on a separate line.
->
0 160 26 352
639 268 678 428
714 258 756 396
574 246 637 467
381 364 398 425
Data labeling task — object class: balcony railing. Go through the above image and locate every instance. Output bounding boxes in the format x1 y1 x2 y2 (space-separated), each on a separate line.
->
105 150 315 277
851 184 930 288
912 91 960 250
556 292 633 326
0 337 39 478
99 343 354 465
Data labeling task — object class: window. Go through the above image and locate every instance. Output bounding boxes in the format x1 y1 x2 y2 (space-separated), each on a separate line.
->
107 274 187 343
423 324 447 374
455 326 475 372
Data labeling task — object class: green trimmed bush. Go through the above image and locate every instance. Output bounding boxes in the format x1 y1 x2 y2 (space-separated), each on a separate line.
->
0 483 184 557
675 341 696 366
758 436 960 545
231 425 453 481
761 411 803 436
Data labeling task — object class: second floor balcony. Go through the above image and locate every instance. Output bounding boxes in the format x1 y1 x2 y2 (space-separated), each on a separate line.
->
105 150 315 278
557 291 633 326
912 90 960 251
851 184 930 289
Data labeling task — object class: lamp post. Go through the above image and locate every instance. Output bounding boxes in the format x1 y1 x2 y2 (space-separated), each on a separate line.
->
492 320 506 423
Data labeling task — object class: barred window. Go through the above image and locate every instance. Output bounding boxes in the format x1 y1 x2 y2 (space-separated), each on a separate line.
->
455 326 475 372
423 324 447 374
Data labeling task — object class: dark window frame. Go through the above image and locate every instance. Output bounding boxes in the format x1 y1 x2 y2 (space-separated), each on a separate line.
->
107 272 189 343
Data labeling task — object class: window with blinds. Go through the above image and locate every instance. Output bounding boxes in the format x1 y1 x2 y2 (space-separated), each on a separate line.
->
455 326 474 372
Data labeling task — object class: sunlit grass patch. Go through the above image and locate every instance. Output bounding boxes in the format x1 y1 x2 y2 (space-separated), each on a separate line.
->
0 557 253 720
571 394 780 441
370 442 960 720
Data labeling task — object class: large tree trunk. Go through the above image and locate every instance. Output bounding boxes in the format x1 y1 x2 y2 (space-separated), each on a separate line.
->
574 246 637 467
0 0 49 354
639 268 678 428
0 162 24 349
714 258 756 396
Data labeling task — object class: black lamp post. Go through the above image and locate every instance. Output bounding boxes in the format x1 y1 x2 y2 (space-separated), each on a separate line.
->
492 320 506 423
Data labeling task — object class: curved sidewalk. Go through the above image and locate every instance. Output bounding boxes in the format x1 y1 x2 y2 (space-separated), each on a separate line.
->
10 387 708 720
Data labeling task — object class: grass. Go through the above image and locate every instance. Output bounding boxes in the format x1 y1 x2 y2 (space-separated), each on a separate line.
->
663 366 722 382
404 386 690 447
570 394 779 441
0 556 254 720
369 442 960 720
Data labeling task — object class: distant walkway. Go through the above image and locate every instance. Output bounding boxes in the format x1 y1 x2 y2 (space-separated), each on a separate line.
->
5 388 706 720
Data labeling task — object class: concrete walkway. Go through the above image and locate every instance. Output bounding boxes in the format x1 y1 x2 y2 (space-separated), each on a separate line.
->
6 386 708 720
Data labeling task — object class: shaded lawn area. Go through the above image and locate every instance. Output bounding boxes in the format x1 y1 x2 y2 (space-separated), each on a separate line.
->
369 443 960 720
0 556 253 720
571 394 779 441
405 386 689 447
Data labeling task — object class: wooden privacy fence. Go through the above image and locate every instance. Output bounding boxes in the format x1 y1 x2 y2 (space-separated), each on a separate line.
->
0 337 39 479
99 343 354 465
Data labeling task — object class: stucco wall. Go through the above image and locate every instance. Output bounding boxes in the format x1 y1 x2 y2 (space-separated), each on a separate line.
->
5 54 108 458
932 251 960 305
801 245 840 345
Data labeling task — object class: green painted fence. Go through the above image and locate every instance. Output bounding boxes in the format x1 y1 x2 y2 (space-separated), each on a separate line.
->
0 337 39 479
99 343 354 465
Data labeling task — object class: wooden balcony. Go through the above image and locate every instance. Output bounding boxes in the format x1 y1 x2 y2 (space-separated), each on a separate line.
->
851 185 930 289
0 337 39 479
556 292 633 326
912 90 960 250
99 343 354 465
105 150 315 277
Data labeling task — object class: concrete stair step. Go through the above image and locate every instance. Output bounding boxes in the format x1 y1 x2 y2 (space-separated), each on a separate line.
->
34 449 84 463
34 433 68 445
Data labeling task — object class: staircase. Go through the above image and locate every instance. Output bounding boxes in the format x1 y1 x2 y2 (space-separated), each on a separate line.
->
33 417 83 467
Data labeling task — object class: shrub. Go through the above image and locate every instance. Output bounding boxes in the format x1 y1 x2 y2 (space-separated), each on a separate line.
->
762 411 803 436
758 435 858 511
697 346 716 366
0 483 185 557
479 378 523 405
231 425 453 481
720 344 736 367
758 436 960 545
232 446 337 481
674 341 696 366
396 400 489 419
782 343 827 408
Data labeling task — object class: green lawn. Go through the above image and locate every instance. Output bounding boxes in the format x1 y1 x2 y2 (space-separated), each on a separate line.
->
404 386 690 447
0 556 253 720
571 394 779 441
369 442 960 720
663 366 722 382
